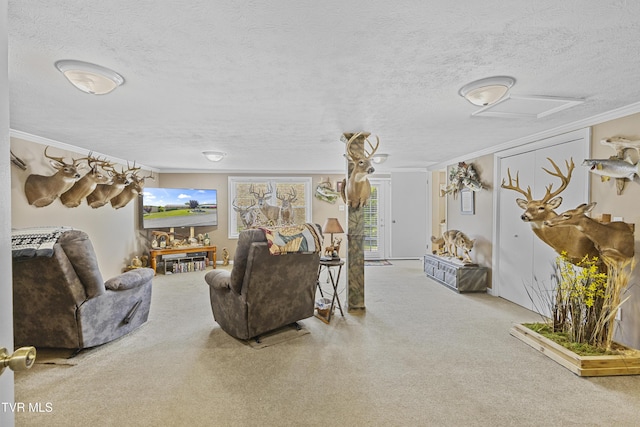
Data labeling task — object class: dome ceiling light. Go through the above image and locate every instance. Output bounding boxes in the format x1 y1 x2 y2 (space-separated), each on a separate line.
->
458 76 516 106
55 60 124 95
202 151 226 162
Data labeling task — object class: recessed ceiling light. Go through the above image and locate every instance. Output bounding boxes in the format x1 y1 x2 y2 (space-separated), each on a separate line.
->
459 76 516 106
202 151 226 162
55 60 124 95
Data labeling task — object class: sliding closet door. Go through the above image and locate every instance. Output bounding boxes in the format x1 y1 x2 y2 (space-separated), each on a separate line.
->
497 135 589 313
498 151 535 310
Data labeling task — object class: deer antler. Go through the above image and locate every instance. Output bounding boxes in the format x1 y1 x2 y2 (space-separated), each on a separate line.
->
501 168 533 201
363 135 380 159
345 132 363 161
540 157 574 202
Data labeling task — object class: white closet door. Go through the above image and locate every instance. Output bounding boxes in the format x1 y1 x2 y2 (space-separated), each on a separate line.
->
498 151 536 310
497 137 589 313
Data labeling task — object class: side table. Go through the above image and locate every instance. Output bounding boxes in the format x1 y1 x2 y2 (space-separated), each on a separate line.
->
315 258 345 323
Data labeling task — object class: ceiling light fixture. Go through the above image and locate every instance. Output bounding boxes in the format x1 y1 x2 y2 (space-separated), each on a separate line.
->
372 154 388 164
55 60 124 95
202 151 226 162
458 76 516 106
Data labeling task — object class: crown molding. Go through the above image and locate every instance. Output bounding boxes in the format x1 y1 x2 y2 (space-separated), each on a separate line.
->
427 100 640 171
9 129 159 172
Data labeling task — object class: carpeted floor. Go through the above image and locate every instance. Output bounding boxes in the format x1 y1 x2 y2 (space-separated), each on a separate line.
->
364 259 392 266
13 260 640 426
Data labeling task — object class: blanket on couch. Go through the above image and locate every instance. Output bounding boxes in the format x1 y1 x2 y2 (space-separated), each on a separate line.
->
260 223 322 255
11 226 73 258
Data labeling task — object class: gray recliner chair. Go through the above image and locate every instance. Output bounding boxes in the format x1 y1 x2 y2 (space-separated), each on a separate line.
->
12 229 153 349
204 226 322 340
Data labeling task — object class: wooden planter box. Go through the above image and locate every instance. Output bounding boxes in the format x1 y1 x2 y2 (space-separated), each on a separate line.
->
510 323 640 377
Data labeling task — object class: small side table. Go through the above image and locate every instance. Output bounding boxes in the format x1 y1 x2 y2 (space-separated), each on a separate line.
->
316 258 345 323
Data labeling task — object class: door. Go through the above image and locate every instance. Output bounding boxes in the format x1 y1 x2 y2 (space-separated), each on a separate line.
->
498 151 535 310
497 135 589 313
364 180 387 259
391 171 428 258
1 3 15 424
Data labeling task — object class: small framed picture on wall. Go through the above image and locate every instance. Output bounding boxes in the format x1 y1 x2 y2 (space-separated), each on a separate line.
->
460 188 475 215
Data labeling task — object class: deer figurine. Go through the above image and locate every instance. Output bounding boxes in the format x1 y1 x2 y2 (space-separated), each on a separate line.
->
277 187 297 225
232 198 259 229
86 164 131 208
543 202 635 265
24 146 84 207
249 183 281 225
110 170 154 210
340 132 380 209
59 154 113 207
501 157 600 266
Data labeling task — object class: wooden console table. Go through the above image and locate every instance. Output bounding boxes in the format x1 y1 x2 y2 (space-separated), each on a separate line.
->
150 246 217 275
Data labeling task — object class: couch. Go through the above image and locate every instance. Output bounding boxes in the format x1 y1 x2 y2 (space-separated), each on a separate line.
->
204 225 322 340
12 228 153 349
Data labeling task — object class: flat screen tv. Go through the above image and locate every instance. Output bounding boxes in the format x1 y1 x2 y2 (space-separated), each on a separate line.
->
141 187 218 229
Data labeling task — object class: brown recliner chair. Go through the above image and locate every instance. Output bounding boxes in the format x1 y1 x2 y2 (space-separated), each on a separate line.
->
12 228 153 349
204 225 322 340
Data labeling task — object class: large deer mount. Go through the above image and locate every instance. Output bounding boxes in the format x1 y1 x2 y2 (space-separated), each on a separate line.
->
501 157 600 265
24 147 85 207
340 132 380 209
544 202 635 265
59 154 113 208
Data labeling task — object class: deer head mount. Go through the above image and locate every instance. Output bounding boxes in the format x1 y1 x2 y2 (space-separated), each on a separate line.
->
86 164 133 209
501 157 601 265
59 153 113 208
543 202 635 265
110 169 155 210
340 132 380 209
24 146 85 207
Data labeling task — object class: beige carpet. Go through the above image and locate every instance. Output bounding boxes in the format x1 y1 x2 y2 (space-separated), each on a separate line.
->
13 260 640 426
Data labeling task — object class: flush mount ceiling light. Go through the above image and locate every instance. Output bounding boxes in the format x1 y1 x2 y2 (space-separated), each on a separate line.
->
372 154 388 164
202 151 226 162
458 76 516 106
55 60 124 95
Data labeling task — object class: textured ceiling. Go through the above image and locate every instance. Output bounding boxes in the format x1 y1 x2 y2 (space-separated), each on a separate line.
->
8 1 640 173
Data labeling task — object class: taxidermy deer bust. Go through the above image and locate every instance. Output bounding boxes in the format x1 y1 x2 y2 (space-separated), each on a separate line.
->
340 132 380 209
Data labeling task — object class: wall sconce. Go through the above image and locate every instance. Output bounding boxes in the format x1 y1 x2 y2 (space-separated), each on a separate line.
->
202 151 226 162
55 60 124 95
372 154 388 164
458 76 515 106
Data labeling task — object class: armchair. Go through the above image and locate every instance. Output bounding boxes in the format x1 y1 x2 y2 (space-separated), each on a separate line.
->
12 228 153 349
205 225 322 340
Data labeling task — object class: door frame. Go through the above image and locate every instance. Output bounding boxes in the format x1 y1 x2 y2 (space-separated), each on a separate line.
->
491 128 591 297
365 178 391 260
1 2 15 425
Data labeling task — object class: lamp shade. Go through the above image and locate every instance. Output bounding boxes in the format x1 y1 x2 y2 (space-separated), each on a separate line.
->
322 218 344 234
55 60 124 95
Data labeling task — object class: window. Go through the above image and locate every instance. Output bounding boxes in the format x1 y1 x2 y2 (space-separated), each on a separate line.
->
228 177 312 238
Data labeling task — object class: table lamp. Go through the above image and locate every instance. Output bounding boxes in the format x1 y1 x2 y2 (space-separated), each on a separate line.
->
322 217 344 259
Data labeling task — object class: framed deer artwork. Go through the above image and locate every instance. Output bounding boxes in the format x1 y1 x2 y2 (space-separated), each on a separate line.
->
227 177 312 238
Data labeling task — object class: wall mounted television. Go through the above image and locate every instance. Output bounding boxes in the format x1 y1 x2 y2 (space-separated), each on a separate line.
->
141 187 218 229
